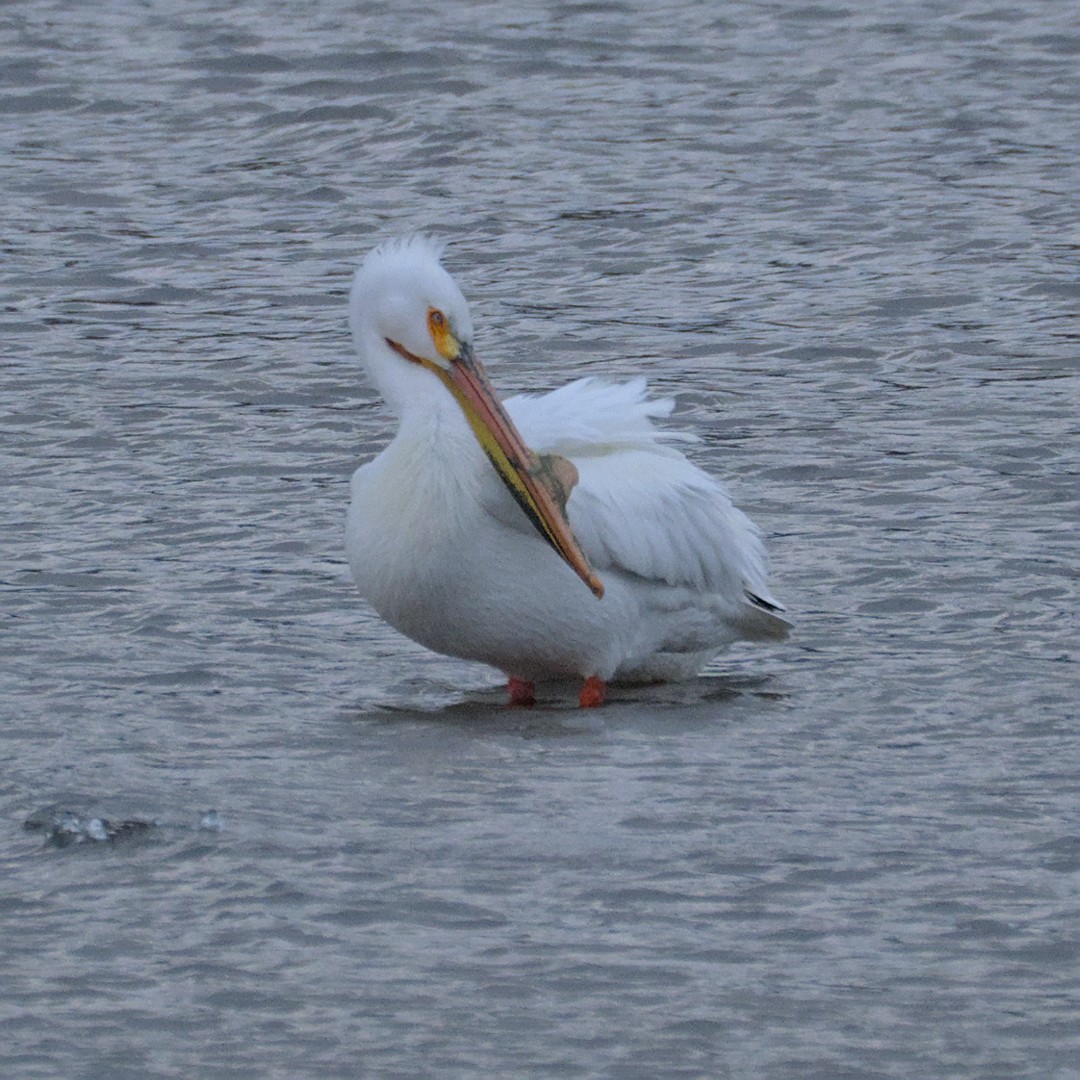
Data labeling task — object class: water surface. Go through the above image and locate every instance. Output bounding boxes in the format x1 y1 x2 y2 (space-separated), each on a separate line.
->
2 1 1078 1077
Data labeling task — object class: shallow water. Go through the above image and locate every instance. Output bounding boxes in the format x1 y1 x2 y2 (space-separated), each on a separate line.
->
2 1 1078 1077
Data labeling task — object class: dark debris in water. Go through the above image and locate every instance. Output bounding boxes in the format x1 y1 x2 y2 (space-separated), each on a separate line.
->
23 806 223 848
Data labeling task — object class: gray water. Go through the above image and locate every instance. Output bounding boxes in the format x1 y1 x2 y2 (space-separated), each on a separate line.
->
2 1 1078 1077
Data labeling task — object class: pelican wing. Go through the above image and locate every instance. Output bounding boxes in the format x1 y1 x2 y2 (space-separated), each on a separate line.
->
496 378 789 639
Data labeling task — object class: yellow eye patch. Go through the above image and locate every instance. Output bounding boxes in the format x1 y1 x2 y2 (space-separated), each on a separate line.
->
427 307 458 360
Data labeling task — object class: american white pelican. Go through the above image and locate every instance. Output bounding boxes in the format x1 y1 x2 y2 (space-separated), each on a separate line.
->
346 237 789 707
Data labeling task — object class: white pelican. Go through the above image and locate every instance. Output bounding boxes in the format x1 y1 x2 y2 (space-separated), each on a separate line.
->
346 237 789 707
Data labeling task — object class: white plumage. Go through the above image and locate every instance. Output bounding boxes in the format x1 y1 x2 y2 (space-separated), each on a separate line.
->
346 237 788 705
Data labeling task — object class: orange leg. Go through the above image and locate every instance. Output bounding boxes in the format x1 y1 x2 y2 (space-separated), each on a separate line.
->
579 675 606 708
507 677 536 707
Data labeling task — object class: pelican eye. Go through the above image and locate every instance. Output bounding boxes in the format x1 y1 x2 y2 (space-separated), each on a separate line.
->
427 307 456 360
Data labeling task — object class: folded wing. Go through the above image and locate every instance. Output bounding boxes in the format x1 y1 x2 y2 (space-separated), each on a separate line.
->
496 378 790 640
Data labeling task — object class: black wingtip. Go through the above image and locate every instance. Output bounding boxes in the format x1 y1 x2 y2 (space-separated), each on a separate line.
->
744 588 785 615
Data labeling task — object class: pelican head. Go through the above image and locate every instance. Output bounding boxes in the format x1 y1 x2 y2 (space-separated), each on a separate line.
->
350 236 603 598
350 236 474 416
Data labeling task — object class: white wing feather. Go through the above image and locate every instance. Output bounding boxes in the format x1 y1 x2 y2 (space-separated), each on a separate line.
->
499 378 788 637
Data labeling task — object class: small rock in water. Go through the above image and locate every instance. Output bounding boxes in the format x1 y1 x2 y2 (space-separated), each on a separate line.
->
24 804 221 847
24 805 159 847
